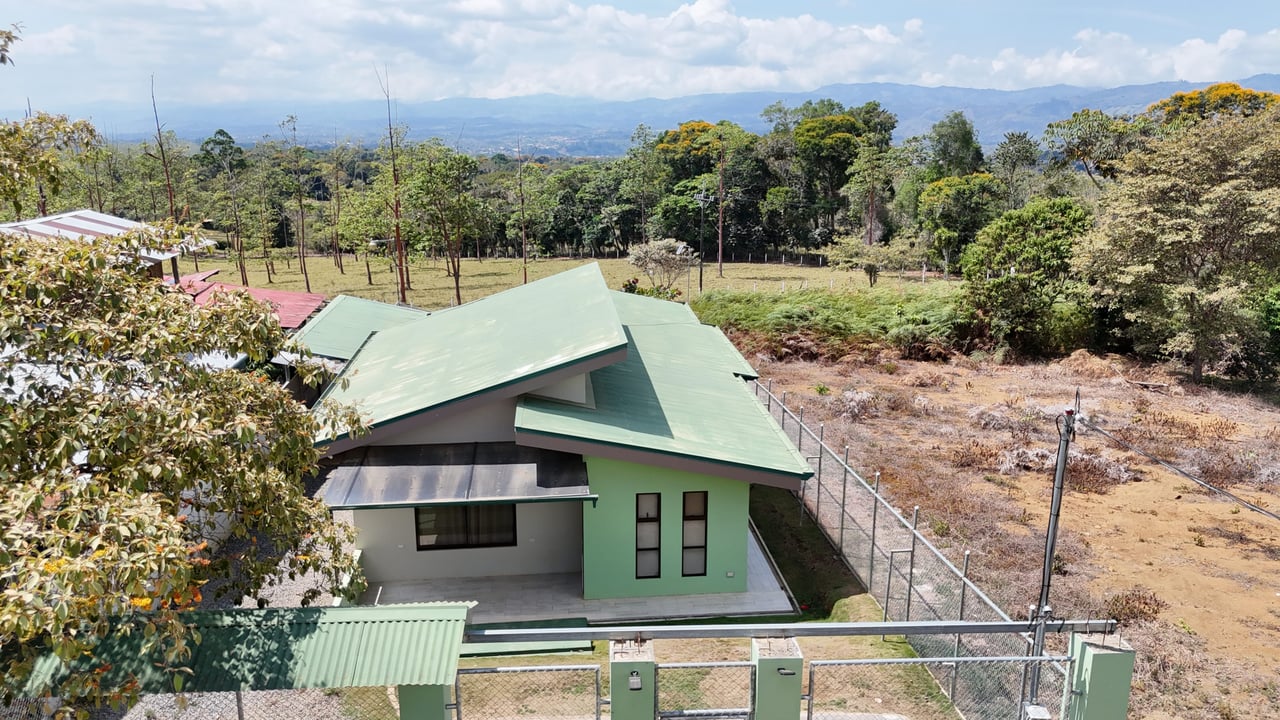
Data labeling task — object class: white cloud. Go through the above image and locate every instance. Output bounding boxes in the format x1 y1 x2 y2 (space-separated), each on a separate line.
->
6 1 1280 111
20 25 82 57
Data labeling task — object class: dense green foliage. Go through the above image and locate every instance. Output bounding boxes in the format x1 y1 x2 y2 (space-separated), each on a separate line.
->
692 283 963 360
1077 106 1280 381
0 230 365 710
4 80 1280 382
960 197 1092 354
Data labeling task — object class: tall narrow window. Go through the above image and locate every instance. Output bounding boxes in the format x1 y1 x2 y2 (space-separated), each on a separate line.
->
636 493 661 579
682 491 707 576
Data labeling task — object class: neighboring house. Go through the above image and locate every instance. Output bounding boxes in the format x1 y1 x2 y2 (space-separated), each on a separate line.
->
285 294 430 366
313 263 812 612
275 294 430 404
0 209 193 282
177 271 328 331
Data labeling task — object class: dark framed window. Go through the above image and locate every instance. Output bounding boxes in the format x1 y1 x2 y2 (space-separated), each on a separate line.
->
636 493 661 579
682 491 707 576
415 505 516 550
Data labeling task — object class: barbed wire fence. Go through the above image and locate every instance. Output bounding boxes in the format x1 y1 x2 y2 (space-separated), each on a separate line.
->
753 379 1069 719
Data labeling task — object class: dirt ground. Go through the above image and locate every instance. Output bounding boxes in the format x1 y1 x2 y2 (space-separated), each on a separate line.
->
755 350 1280 719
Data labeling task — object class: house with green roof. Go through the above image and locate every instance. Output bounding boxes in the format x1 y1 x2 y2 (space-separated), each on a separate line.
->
313 263 812 619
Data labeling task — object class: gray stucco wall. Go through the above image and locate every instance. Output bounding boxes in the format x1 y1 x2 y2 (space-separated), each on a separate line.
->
353 501 584 582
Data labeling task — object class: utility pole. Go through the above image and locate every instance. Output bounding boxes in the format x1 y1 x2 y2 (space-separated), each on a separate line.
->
716 141 726 278
694 191 712 293
1026 404 1075 713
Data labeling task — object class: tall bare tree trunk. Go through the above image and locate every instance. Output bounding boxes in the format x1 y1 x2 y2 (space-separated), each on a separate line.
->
151 78 178 223
282 116 311 293
379 67 408 304
332 132 345 274
517 143 529 285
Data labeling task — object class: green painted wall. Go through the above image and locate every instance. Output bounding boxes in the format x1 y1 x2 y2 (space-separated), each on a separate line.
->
396 684 450 720
582 456 748 600
1068 634 1135 720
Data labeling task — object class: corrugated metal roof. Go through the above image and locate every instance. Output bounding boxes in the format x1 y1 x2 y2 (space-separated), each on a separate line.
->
183 280 328 330
290 295 429 361
23 603 473 695
514 290 812 485
0 209 179 262
315 263 628 445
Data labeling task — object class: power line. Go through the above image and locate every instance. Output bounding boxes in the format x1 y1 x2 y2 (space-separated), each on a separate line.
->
1077 416 1280 524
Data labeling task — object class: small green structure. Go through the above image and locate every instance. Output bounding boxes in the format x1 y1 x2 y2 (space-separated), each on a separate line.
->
1068 633 1136 720
608 640 657 720
23 603 473 720
750 637 803 720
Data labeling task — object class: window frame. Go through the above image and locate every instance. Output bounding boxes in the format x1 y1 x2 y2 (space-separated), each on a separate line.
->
414 504 517 551
635 492 661 579
680 486 711 571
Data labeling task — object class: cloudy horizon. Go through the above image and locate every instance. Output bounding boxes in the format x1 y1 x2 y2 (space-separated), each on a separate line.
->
5 0 1279 115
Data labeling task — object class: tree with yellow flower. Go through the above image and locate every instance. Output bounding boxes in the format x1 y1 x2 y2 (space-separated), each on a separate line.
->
0 229 365 712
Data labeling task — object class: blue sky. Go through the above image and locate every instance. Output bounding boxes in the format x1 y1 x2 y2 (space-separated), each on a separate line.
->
5 0 1278 111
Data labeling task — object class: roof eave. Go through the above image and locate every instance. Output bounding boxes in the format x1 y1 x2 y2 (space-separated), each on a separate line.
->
317 344 629 455
513 428 810 491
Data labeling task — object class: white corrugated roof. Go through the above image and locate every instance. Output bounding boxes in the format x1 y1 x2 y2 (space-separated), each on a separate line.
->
0 209 203 261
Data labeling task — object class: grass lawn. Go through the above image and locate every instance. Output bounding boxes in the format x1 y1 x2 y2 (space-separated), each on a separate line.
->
177 249 946 310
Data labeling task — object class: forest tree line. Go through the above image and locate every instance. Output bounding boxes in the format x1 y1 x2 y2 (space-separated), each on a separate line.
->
3 81 1280 379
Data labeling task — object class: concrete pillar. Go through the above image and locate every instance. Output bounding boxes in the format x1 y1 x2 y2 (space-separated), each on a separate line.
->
610 639 656 720
752 637 803 720
1067 633 1135 720
396 684 450 720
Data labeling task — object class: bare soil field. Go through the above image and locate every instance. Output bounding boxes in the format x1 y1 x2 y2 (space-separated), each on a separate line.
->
755 350 1280 719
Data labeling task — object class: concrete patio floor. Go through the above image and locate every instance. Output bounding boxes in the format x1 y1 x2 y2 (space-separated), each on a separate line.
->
360 528 796 624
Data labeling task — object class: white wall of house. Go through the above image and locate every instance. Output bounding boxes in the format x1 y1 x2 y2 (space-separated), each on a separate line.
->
527 373 590 405
353 501 584 582
377 398 517 445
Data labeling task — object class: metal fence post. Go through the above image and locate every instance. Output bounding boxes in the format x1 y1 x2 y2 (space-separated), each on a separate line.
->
838 447 849 552
907 506 920 621
806 663 817 720
815 424 825 524
882 549 913 639
797 407 805 447
950 551 971 700
454 674 464 720
869 471 881 591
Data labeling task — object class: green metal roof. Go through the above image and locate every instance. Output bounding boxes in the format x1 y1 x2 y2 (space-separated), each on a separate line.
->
514 291 812 484
23 603 473 695
316 264 628 445
290 295 429 361
608 292 758 379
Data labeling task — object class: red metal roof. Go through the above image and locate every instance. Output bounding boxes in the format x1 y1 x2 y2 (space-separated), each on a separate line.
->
178 272 327 330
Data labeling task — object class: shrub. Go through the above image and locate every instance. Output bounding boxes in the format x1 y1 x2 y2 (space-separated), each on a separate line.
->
1104 587 1168 625
691 285 963 362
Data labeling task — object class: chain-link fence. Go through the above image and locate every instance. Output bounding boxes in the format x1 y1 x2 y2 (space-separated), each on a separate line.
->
807 656 1072 720
655 662 753 718
754 380 1070 718
0 687 402 720
455 665 602 720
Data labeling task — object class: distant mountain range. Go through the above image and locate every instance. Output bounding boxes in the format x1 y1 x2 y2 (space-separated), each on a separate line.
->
24 74 1280 157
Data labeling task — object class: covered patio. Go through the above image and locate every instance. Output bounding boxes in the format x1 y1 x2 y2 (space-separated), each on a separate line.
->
358 526 796 624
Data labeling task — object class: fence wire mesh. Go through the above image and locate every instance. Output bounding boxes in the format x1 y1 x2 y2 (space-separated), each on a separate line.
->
807 656 1071 720
755 381 1070 719
455 665 601 720
655 662 753 717
0 687 405 720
